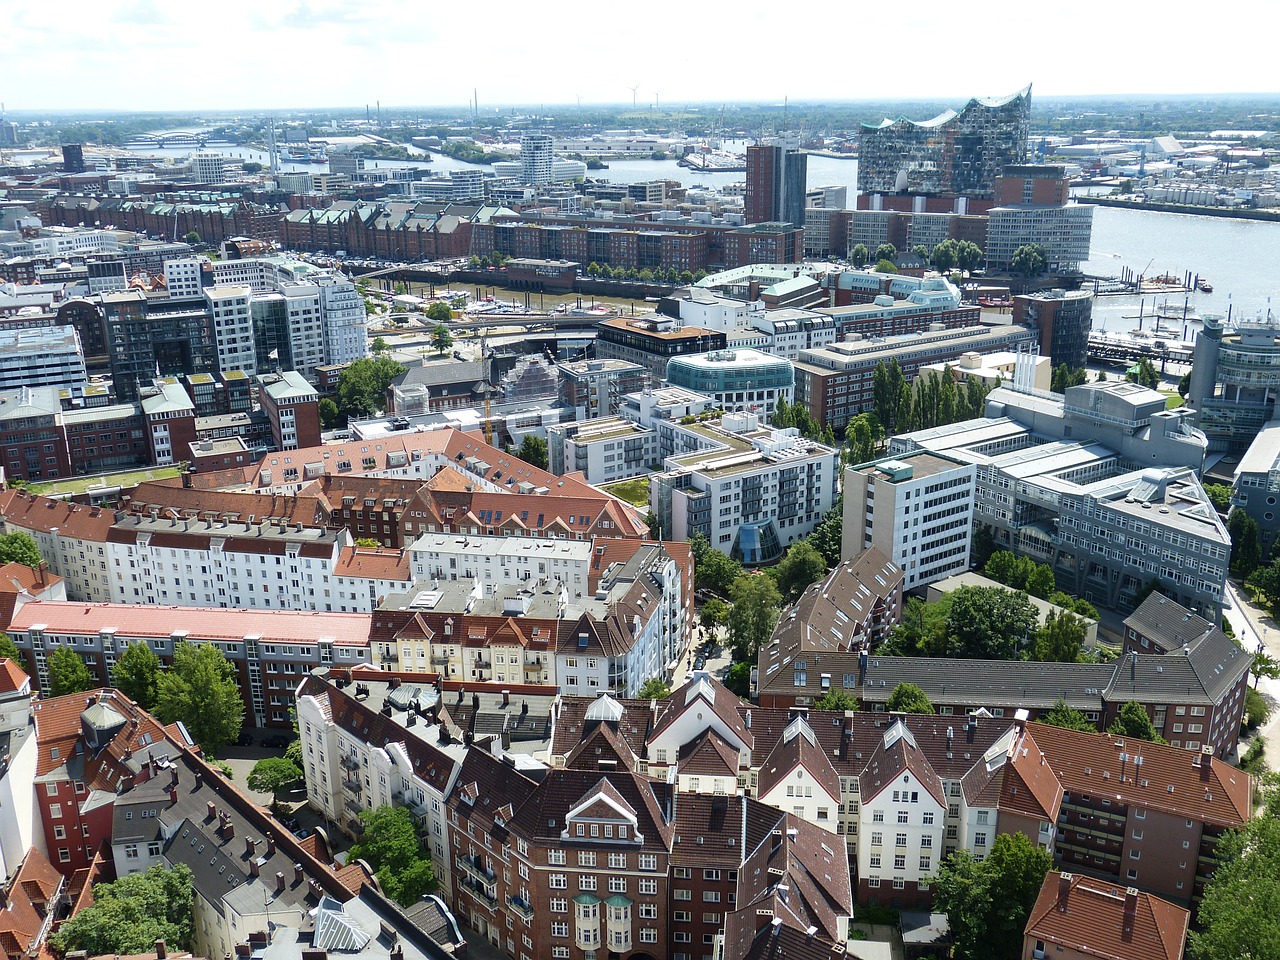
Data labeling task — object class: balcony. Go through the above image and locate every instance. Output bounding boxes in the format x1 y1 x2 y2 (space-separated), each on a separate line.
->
459 876 498 909
342 777 363 795
339 754 361 771
431 655 450 666
506 896 536 921
345 797 365 816
456 854 497 883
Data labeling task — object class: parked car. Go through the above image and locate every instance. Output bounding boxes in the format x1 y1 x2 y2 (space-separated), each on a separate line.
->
694 658 706 671
235 730 254 747
263 734 292 749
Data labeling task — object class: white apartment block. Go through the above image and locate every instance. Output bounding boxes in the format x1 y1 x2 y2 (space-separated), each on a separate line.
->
317 275 368 364
547 418 657 484
841 453 977 591
408 533 592 603
191 152 226 184
0 327 86 397
650 413 839 564
0 492 115 602
205 285 257 375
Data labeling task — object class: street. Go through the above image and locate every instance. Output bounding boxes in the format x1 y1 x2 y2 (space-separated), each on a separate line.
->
1220 582 1279 767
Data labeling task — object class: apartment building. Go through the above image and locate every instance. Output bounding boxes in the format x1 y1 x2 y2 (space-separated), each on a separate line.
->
841 453 977 591
755 548 904 707
1022 872 1189 960
11 602 371 727
0 327 86 398
664 348 794 421
650 413 839 564
546 417 657 484
594 316 727 388
557 358 649 421
793 323 1039 431
0 490 116 601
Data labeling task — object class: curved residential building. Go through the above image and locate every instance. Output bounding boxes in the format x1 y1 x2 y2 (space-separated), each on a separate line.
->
665 348 793 419
858 85 1032 199
1189 312 1280 449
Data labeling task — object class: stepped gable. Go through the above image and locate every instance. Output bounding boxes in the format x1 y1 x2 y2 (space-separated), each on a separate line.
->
757 715 841 802
1025 871 1189 960
857 719 946 805
1023 721 1251 828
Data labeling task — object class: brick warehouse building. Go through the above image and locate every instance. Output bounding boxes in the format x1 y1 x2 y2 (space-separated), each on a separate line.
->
42 195 281 245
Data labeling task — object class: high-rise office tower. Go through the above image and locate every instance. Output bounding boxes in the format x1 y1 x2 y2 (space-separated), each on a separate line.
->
746 142 808 227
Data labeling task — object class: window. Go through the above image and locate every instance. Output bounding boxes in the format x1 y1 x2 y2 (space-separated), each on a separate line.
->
704 869 720 881
549 849 566 865
639 854 657 871
974 832 987 847
609 877 626 893
674 889 691 901
578 851 596 867
897 811 909 824
550 898 567 913
922 812 934 826
895 833 907 847
872 810 884 823
609 853 627 869
640 929 658 943
919 856 931 871
551 922 568 938
639 879 657 895
703 891 720 903
579 876 596 891
639 904 657 919
549 875 567 889
894 855 906 870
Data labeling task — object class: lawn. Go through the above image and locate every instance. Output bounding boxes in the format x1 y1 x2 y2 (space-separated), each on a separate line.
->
604 476 651 508
1160 390 1184 410
30 465 183 498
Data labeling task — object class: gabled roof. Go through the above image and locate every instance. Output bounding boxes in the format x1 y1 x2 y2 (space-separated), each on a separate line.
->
998 726 1064 822
0 846 62 959
858 720 946 806
676 727 740 780
651 671 754 752
757 716 841 802
0 658 29 696
1025 872 1189 960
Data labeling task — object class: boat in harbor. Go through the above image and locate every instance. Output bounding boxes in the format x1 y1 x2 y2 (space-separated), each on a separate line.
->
1197 278 1214 293
679 150 746 172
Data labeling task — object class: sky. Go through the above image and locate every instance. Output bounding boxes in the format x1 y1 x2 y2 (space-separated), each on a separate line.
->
4 0 1277 113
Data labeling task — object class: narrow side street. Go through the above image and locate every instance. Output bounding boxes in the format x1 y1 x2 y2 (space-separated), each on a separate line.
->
1221 583 1279 769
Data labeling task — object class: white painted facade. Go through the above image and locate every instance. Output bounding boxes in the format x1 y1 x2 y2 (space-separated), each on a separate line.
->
205 285 257 375
408 534 592 602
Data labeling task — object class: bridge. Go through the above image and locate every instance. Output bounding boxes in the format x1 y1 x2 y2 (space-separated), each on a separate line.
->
125 132 208 148
1087 333 1195 369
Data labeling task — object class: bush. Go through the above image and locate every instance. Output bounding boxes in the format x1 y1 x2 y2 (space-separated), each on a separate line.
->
1244 686 1271 732
855 905 900 925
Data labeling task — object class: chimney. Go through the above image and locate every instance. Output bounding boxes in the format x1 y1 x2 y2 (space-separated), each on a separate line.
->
155 941 167 960
389 676 401 690
266 836 276 857
1057 872 1072 911
206 801 217 822
858 649 868 684
472 692 480 710
275 872 286 894
1122 887 1139 938
245 837 257 858
222 818 235 841
249 858 260 878
169 786 178 805
294 862 304 885
502 689 510 707
1201 743 1213 781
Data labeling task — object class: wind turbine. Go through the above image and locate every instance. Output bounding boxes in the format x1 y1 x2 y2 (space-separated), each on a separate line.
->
629 83 641 108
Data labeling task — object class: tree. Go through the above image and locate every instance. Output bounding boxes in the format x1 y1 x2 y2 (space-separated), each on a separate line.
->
1107 700 1165 744
430 323 454 355
932 833 1053 960
112 642 161 710
0 531 41 568
0 633 27 672
1025 564 1055 599
972 524 998 569
48 645 95 698
242 161 263 174
943 586 1039 660
1126 356 1161 389
955 240 984 273
1096 369 1109 382
636 678 673 700
425 301 453 323
1050 363 1087 393
1203 483 1232 513
700 598 730 632
724 661 751 697
1178 370 1192 397
874 243 897 263
930 239 957 272
52 863 194 957
815 689 859 711
1251 651 1280 690
348 806 437 907
644 510 661 541
696 548 742 595
1009 243 1047 278
515 434 548 470
370 335 390 355
912 244 931 262
154 640 245 755
1230 510 1262 579
850 244 869 266
727 574 782 662
1031 611 1087 663
247 756 304 796
1041 698 1097 732
805 501 844 569
183 231 201 246
885 682 934 714
774 541 828 602
318 397 342 429
1189 776 1280 960
875 258 898 274
337 355 404 421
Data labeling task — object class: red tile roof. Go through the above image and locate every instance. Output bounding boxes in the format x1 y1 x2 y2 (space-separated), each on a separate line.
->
1024 872 1189 960
0 846 62 960
0 490 116 541
332 546 412 582
0 659 29 695
1024 722 1252 828
11 602 371 648
0 562 62 635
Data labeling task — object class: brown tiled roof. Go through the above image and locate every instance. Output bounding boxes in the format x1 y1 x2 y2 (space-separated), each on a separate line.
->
676 728 740 779
651 673 754 753
32 688 172 780
550 696 654 761
119 482 326 526
0 846 62 958
1024 722 1252 828
1024 872 1189 960
507 768 674 851
332 546 412 582
0 490 116 541
757 718 841 802
563 721 640 773
857 720 946 806
1000 726 1064 822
